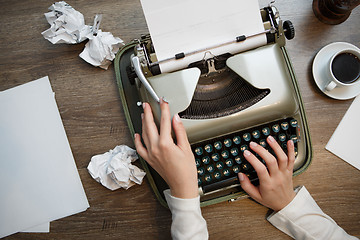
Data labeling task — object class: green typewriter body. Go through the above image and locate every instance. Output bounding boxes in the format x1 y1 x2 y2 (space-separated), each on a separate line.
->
114 6 312 207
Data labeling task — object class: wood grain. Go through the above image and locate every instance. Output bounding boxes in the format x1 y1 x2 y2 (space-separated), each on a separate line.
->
1 0 359 239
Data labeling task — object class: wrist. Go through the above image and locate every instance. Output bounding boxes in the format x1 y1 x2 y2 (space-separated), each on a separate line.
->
170 184 199 199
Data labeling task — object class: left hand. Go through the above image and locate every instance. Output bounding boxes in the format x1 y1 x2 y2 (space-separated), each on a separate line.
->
134 99 199 199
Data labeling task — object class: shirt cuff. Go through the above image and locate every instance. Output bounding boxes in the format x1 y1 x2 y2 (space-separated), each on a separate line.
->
164 189 201 212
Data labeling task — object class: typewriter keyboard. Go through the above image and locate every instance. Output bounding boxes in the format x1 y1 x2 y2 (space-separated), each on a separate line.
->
192 118 299 193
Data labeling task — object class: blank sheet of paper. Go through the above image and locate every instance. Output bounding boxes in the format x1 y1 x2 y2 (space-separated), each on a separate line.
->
0 77 89 238
326 95 360 170
140 0 266 73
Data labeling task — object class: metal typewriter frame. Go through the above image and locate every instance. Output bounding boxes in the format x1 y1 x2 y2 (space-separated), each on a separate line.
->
114 5 312 207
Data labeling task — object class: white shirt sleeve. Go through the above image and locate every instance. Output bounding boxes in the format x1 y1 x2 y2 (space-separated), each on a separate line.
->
267 186 358 240
164 189 209 240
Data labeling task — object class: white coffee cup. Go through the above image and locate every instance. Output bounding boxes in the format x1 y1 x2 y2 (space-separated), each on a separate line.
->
324 48 360 92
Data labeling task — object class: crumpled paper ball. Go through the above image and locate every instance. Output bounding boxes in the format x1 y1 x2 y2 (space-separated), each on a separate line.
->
41 1 91 44
79 29 124 70
87 145 146 190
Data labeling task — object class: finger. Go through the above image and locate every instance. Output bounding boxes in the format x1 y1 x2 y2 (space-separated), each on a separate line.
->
172 113 191 149
159 98 172 139
267 136 288 171
142 102 159 143
134 133 149 162
238 172 262 201
287 140 295 171
243 149 270 183
249 141 278 175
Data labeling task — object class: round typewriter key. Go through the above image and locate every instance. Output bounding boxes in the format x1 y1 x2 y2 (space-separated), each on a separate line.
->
240 144 248 152
281 122 289 130
290 135 298 142
294 147 298 157
232 165 240 173
204 174 212 182
207 164 215 173
204 144 213 153
211 153 220 162
230 147 239 156
214 171 222 180
235 156 242 164
252 130 260 139
225 159 234 167
221 150 229 159
214 141 222 150
242 163 251 172
243 133 251 141
195 158 201 167
233 136 241 145
202 156 210 164
259 139 267 147
197 167 205 176
223 169 231 177
194 147 203 156
198 178 202 186
262 127 270 136
224 138 232 148
216 162 224 170
272 124 280 133
282 142 287 149
278 133 286 142
290 119 298 127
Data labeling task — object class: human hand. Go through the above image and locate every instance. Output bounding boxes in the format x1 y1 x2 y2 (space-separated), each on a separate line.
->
134 99 198 199
239 136 296 211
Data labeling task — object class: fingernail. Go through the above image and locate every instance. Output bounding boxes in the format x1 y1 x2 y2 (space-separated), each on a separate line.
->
174 113 181 122
141 113 144 119
162 97 169 103
134 133 138 139
288 139 294 147
244 150 251 157
250 141 257 147
142 102 146 109
238 173 244 181
268 135 275 142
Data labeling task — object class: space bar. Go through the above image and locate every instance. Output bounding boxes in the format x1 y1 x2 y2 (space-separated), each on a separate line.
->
201 175 259 194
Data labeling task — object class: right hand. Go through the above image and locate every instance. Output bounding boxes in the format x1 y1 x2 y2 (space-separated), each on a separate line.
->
239 136 296 211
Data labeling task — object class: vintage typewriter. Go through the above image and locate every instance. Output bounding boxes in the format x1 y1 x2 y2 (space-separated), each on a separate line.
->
114 3 312 207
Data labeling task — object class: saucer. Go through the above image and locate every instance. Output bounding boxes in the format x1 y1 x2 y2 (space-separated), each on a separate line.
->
312 42 360 100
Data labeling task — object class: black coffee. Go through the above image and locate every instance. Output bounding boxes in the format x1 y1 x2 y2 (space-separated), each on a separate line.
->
331 52 360 84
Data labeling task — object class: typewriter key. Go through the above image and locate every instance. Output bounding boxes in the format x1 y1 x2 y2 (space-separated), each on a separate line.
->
242 163 251 172
230 147 239 156
207 164 215 173
225 159 234 167
223 169 231 177
195 158 201 167
194 147 203 156
211 153 220 162
259 139 267 147
262 127 270 136
252 130 260 139
204 174 212 182
214 171 221 180
290 135 298 142
240 145 248 152
232 165 240 173
216 162 224 170
278 133 286 142
204 144 213 153
221 150 229 159
233 136 241 145
272 124 280 133
214 141 222 150
224 138 232 148
202 156 210 164
290 119 298 127
281 122 289 130
234 156 242 165
243 133 251 141
198 178 202 185
198 167 205 176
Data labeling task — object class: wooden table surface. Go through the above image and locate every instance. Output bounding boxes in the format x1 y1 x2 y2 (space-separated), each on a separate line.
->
1 0 359 239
